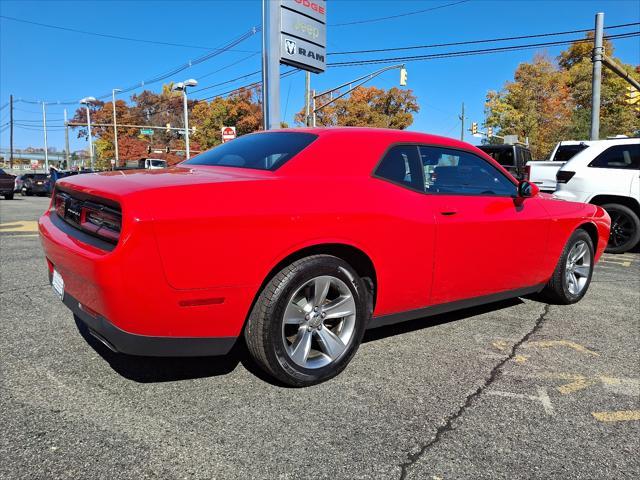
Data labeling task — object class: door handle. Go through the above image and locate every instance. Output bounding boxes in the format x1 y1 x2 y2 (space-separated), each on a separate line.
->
440 210 458 216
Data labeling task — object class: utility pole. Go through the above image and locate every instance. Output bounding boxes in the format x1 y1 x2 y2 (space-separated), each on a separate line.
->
311 90 317 127
590 12 604 141
305 72 311 127
112 89 121 166
42 102 49 171
9 94 13 169
261 0 280 130
459 102 465 141
64 109 70 169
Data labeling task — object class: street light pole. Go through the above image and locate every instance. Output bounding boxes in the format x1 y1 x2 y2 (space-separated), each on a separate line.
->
182 89 191 159
171 79 197 160
42 102 49 171
112 88 122 167
80 97 97 169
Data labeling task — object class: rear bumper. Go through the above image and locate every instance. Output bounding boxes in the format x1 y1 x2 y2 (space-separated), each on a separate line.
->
65 290 236 356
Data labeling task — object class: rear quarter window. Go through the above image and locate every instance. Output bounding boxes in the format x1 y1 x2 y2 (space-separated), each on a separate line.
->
588 144 640 169
184 132 318 171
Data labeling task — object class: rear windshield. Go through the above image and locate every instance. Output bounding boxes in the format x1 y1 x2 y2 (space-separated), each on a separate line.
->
552 144 589 162
479 147 514 167
184 132 318 171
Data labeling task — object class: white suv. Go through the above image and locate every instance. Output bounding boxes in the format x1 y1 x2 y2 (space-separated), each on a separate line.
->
554 138 640 253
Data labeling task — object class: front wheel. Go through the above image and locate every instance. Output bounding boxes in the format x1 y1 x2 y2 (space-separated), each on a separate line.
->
244 255 369 387
602 203 640 254
3 193 13 200
541 229 594 305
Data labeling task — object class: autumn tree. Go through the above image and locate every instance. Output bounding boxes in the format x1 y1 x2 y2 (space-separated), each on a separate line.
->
559 34 639 139
191 87 263 150
295 86 419 129
485 53 573 159
485 36 639 159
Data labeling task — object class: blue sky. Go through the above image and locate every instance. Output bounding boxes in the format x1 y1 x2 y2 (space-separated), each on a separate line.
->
1 0 639 154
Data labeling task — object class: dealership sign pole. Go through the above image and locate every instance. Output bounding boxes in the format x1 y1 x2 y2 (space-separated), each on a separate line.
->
262 0 326 130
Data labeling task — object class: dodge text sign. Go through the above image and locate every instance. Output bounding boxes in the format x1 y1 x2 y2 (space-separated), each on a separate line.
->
279 0 326 73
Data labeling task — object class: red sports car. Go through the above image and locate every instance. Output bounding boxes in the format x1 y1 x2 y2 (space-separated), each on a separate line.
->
39 128 610 386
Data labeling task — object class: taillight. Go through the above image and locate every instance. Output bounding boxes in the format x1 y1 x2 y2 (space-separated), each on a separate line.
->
54 192 67 218
556 171 576 184
80 205 121 243
525 165 531 181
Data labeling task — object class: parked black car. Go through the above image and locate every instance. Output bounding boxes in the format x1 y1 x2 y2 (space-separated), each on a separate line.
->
0 168 16 200
21 173 49 196
478 144 533 180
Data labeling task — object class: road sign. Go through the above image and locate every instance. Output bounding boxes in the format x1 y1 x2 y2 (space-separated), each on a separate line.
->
221 126 237 143
110 159 116 165
140 128 154 135
279 0 326 74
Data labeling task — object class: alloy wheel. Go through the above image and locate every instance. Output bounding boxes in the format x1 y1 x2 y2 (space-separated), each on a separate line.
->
565 240 591 295
281 275 357 369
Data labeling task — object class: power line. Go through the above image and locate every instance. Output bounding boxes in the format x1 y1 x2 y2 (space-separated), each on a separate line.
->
15 25 261 105
328 32 640 67
330 0 472 27
198 52 261 81
0 14 260 53
329 22 640 55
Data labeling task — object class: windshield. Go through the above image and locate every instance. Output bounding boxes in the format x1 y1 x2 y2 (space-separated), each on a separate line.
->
552 144 589 162
479 147 514 167
184 132 318 171
149 159 166 167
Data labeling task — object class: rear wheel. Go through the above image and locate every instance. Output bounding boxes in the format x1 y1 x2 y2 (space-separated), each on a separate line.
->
3 193 13 200
602 203 640 254
541 229 594 304
244 255 369 387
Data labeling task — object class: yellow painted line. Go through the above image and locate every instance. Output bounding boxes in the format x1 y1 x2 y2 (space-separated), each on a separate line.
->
0 221 39 233
592 410 640 422
513 354 528 364
527 340 600 356
492 340 508 352
599 259 632 267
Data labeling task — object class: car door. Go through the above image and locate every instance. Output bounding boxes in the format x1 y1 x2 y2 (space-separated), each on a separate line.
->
418 145 550 305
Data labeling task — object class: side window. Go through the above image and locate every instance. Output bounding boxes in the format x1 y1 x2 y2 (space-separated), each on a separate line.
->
375 145 424 192
419 146 517 196
589 144 640 170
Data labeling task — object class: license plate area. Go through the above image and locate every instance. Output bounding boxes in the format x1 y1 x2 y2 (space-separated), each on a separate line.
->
52 268 64 300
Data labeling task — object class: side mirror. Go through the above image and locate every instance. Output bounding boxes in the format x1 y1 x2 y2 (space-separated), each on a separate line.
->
518 180 539 198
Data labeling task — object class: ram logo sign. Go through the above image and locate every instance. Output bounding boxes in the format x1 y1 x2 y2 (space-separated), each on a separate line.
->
285 39 297 55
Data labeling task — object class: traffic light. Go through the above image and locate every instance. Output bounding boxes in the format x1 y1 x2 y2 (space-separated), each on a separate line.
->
399 68 407 86
625 86 639 105
147 145 152 154
471 122 478 135
487 126 493 138
165 146 171 153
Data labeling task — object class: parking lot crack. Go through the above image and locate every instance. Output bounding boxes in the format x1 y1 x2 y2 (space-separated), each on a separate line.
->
398 303 551 480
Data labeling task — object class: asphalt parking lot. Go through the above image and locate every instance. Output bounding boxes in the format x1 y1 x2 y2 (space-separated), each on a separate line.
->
1 196 639 480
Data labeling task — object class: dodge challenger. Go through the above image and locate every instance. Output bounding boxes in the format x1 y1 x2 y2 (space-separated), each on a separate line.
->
39 128 611 386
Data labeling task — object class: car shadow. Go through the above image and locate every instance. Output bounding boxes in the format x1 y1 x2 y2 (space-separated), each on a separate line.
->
75 297 527 385
363 297 523 343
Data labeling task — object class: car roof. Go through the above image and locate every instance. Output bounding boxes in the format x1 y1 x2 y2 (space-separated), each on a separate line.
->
265 127 512 178
559 137 639 170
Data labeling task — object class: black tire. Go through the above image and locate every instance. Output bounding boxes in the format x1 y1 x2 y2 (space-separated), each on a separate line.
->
602 203 640 254
3 193 14 200
244 255 369 387
541 229 594 305
23 189 32 197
